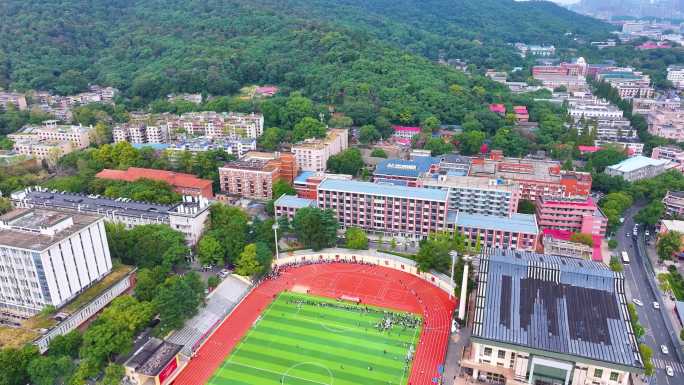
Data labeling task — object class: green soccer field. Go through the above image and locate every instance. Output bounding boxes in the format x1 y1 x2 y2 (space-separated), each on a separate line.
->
207 291 422 385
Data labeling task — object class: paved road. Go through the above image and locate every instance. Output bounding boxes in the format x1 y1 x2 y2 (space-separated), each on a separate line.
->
618 206 683 385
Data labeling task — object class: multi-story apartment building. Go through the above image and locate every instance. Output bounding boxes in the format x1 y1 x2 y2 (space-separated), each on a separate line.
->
419 175 520 217
165 137 257 160
96 167 214 198
112 124 169 144
12 188 210 246
0 91 28 110
652 146 684 170
293 171 353 200
219 152 297 199
0 208 112 323
273 195 317 222
163 112 264 139
648 107 684 142
8 121 93 160
291 128 348 172
667 65 684 89
573 117 634 140
317 179 449 240
533 74 588 92
632 97 681 115
663 191 684 217
469 151 592 201
446 212 539 251
594 138 644 156
462 250 643 385
605 155 674 182
516 44 556 57
536 196 607 237
596 70 654 99
373 156 439 187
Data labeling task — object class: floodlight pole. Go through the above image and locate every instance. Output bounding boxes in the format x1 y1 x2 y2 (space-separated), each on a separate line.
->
272 223 280 260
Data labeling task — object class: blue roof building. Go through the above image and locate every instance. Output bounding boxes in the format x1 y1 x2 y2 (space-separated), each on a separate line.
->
373 157 439 186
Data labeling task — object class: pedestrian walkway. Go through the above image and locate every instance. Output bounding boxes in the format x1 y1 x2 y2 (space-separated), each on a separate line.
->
653 357 684 373
168 275 251 356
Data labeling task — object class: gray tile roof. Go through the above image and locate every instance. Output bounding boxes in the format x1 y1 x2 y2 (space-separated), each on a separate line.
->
472 249 643 370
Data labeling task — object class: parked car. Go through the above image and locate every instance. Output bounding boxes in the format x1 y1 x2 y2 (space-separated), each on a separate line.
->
661 345 669 355
632 299 643 306
653 301 660 310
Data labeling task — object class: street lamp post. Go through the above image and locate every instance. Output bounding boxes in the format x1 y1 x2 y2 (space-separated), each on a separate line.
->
449 251 458 301
458 255 473 321
272 223 280 260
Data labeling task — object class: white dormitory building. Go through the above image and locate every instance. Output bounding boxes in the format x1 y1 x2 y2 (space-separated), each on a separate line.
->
113 124 169 145
0 208 112 324
291 128 349 172
7 120 93 160
12 188 211 247
568 104 624 120
667 65 684 89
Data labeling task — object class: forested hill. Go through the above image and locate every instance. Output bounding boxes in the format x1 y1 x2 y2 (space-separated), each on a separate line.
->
0 0 605 124
250 0 613 65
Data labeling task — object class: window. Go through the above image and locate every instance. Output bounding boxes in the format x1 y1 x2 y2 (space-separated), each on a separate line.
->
497 350 506 359
483 347 493 357
594 369 603 378
609 372 619 382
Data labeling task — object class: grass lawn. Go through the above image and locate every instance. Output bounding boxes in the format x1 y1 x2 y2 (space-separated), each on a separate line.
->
208 292 422 385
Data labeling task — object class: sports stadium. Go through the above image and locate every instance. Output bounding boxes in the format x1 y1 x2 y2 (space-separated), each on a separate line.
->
173 251 457 385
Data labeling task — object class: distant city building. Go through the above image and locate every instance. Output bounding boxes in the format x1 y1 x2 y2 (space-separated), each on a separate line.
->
162 111 264 139
373 156 439 187
488 104 506 115
605 155 674 182
536 196 607 238
218 152 297 199
419 174 520 217
0 208 112 323
533 74 588 92
652 146 684 171
596 70 654 99
469 151 592 201
667 65 684 89
462 250 643 385
391 125 421 146
0 91 28 110
569 104 623 120
513 106 529 122
515 43 556 57
572 117 635 140
291 128 348 172
663 191 684 217
648 107 684 142
593 138 644 156
95 167 214 198
632 96 681 115
167 93 202 104
12 188 211 246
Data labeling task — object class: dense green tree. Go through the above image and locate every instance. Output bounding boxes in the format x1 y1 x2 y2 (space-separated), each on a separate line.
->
657 231 682 261
586 146 627 173
569 233 593 247
0 197 11 215
206 204 249 264
105 223 188 269
609 256 623 272
273 179 296 199
424 137 454 156
48 330 83 359
134 267 168 302
635 202 665 227
293 117 326 142
235 243 263 277
491 128 529 157
345 227 369 250
292 208 339 251
155 273 205 334
97 364 125 385
0 345 39 385
517 199 536 214
258 127 284 151
640 344 654 376
329 115 353 128
327 148 364 175
359 124 381 144
27 355 74 385
197 235 225 266
456 130 485 155
421 116 441 133
370 148 387 158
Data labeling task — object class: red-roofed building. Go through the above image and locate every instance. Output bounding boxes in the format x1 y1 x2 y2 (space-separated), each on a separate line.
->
637 41 671 50
254 86 279 97
513 106 529 122
95 167 214 198
489 104 506 115
578 145 601 154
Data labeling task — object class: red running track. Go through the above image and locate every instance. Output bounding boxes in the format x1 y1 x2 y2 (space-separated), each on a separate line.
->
173 262 457 385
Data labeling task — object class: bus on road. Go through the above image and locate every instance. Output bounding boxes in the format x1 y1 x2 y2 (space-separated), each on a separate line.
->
621 251 630 264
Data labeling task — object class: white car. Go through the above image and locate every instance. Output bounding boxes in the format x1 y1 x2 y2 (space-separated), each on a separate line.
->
619 217 625 223
645 230 650 237
632 299 643 306
661 345 669 355
653 301 661 310
666 365 674 377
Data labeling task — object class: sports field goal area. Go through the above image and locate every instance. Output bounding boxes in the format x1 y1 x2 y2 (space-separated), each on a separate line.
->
207 291 423 385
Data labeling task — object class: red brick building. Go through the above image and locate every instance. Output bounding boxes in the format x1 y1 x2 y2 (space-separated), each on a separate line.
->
95 167 214 198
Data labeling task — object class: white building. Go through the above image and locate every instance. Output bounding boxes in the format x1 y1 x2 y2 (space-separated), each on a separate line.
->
605 155 674 182
292 128 348 172
667 65 684 89
7 121 93 160
0 208 112 323
165 137 256 160
461 250 643 385
418 174 520 217
568 104 623 120
113 124 169 144
11 188 210 246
